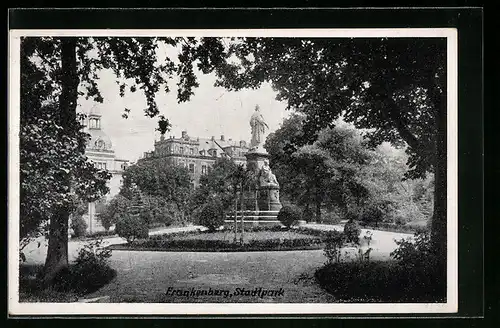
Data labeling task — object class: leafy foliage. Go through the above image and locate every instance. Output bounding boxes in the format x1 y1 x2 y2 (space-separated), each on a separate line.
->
171 37 445 254
343 219 361 244
267 119 372 221
277 204 302 228
115 213 149 244
391 231 437 269
120 159 192 220
198 199 225 232
323 230 346 264
189 158 250 217
315 260 445 302
20 36 210 280
70 215 87 238
70 239 116 294
98 194 130 231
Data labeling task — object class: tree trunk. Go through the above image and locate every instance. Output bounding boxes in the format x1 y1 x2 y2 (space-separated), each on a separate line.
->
43 37 79 284
43 207 70 285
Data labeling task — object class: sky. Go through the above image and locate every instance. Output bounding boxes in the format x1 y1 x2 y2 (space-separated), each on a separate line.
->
78 69 291 163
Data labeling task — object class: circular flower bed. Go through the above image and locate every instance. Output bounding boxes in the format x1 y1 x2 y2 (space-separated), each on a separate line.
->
108 226 328 252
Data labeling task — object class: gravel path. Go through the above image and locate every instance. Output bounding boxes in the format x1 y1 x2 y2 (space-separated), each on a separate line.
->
21 225 206 265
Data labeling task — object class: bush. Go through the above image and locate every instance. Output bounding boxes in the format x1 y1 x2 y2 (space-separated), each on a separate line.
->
343 219 361 244
390 231 445 299
277 204 302 228
323 230 346 264
391 231 435 268
198 199 224 232
360 202 386 227
115 214 149 243
69 239 116 295
321 211 342 225
99 195 130 231
70 215 87 238
302 207 315 222
315 260 444 302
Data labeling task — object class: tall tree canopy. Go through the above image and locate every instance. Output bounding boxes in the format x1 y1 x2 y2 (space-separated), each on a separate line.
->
120 159 192 218
176 37 446 256
20 36 202 283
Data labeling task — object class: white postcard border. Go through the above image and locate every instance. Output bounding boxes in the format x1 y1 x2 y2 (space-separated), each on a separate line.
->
8 28 458 316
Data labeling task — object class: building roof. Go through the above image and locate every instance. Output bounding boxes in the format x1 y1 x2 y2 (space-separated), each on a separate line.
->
87 127 113 151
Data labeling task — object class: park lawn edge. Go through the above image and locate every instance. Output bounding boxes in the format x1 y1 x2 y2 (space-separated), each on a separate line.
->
106 243 325 252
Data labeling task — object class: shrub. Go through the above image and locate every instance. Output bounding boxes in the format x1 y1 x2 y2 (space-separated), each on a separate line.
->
391 230 435 269
277 204 302 228
360 202 385 227
343 219 361 244
302 207 315 222
198 199 224 232
321 211 342 225
70 239 116 295
315 259 445 302
115 214 149 243
70 215 87 238
99 195 130 231
323 230 346 264
390 231 446 300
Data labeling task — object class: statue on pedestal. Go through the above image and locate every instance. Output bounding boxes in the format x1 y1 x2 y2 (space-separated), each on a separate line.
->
245 104 282 215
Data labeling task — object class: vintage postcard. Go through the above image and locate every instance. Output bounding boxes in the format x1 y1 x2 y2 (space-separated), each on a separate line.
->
8 27 458 316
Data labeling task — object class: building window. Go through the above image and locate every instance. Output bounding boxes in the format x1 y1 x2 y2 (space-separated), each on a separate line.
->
201 165 207 174
180 147 184 154
189 163 195 173
95 162 107 170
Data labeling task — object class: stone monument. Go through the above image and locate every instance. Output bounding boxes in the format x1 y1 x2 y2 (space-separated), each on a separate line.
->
244 105 282 223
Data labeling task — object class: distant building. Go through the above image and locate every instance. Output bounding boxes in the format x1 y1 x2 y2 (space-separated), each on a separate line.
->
80 105 129 233
140 130 249 188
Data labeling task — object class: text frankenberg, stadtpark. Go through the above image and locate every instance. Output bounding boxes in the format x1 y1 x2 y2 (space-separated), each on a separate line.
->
165 287 285 299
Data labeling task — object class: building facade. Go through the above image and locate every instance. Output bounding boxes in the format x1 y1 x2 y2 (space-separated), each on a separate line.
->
80 106 129 233
141 130 249 188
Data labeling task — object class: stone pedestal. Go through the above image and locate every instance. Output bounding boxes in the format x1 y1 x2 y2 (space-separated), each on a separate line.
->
257 186 282 212
241 148 282 225
245 147 270 174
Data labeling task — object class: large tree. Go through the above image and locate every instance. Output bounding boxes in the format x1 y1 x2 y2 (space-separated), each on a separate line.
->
189 158 242 213
179 37 446 258
20 36 197 283
119 159 192 221
266 118 372 221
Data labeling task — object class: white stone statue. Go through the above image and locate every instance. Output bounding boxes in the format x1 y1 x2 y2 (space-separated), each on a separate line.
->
250 105 269 149
259 159 279 188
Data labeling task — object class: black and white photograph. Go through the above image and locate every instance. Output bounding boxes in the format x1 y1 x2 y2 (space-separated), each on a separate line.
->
8 23 461 316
